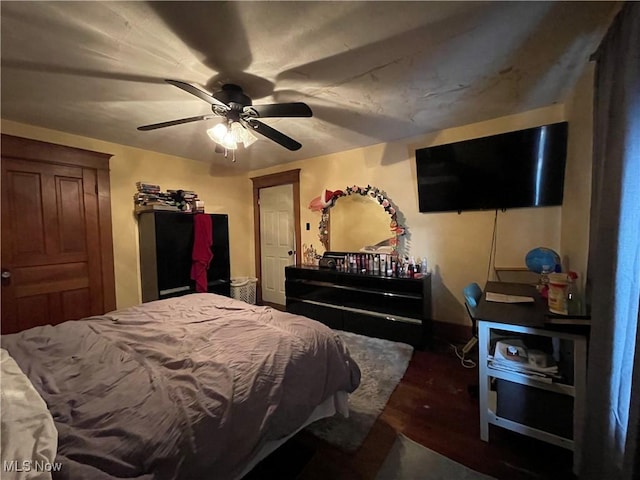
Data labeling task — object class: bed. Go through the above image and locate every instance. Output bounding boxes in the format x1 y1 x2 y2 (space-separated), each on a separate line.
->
0 293 361 480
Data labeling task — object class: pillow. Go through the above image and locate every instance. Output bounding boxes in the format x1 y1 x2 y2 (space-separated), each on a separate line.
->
1 349 58 480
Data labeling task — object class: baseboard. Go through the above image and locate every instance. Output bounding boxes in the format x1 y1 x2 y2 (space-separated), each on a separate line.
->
431 319 472 345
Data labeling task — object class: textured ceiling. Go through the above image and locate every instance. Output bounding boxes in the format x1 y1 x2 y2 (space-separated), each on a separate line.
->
1 1 618 170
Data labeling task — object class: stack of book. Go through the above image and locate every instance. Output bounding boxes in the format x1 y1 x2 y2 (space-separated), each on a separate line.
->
134 182 180 213
134 183 203 214
488 339 562 383
136 182 160 194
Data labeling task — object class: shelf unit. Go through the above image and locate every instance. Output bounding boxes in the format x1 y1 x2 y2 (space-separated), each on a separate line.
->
137 212 231 302
478 320 587 472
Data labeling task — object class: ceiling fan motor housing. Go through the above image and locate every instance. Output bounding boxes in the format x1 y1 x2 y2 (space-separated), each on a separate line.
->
214 84 252 122
215 84 252 108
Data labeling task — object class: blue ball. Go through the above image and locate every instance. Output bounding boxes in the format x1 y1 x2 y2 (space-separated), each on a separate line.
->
525 248 561 274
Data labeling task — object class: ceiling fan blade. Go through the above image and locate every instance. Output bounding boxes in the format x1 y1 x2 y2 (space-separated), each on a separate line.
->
245 120 302 151
165 79 229 110
245 102 312 118
137 115 214 131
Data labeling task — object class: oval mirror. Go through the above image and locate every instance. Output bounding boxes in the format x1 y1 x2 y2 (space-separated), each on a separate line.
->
317 185 405 253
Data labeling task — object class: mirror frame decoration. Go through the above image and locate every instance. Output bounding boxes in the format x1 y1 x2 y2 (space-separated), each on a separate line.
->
318 185 405 252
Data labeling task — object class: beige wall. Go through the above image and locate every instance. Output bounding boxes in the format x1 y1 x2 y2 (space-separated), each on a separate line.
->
1 120 254 309
249 103 593 327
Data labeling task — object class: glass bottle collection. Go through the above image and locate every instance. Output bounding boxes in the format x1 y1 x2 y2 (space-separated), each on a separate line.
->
335 253 427 278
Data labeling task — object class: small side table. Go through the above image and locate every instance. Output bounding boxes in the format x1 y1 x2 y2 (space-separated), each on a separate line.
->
475 281 588 474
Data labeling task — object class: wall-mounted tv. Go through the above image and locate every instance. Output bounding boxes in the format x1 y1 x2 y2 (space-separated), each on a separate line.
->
415 122 568 213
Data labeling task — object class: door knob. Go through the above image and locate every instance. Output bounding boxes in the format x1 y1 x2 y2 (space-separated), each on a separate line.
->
1 269 11 279
287 250 294 256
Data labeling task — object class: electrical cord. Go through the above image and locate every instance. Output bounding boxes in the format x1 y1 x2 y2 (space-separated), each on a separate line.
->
430 336 478 369
450 343 477 368
486 209 499 283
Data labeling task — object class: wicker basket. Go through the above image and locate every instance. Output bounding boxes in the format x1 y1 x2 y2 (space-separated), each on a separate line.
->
230 277 258 304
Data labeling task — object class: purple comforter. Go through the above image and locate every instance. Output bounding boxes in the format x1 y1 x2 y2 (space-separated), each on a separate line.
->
1 294 361 480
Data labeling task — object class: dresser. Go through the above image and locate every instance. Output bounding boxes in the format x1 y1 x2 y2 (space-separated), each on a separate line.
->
285 265 432 347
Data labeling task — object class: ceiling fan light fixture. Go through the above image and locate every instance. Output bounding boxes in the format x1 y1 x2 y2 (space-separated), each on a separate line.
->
232 121 258 147
207 122 227 142
207 122 237 150
208 121 258 151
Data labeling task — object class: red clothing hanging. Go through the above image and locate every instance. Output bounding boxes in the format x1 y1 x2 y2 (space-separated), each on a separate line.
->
191 214 213 293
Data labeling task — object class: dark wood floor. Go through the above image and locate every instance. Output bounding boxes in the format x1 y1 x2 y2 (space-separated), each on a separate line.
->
252 337 575 480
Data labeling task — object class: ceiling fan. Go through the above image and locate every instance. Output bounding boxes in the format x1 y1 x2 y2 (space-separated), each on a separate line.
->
138 80 312 151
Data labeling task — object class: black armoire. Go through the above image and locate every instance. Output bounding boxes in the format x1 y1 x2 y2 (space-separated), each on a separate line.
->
138 211 231 302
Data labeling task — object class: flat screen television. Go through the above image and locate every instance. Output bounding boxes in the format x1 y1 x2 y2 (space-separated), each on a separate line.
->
415 122 568 213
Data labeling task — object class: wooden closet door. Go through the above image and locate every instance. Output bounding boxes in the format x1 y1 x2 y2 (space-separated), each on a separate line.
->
1 150 110 333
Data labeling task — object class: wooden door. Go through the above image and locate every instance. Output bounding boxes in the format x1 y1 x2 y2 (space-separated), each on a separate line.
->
1 135 115 334
259 184 295 305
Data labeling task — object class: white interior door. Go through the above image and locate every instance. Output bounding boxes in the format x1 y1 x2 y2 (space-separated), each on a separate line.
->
259 184 294 305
